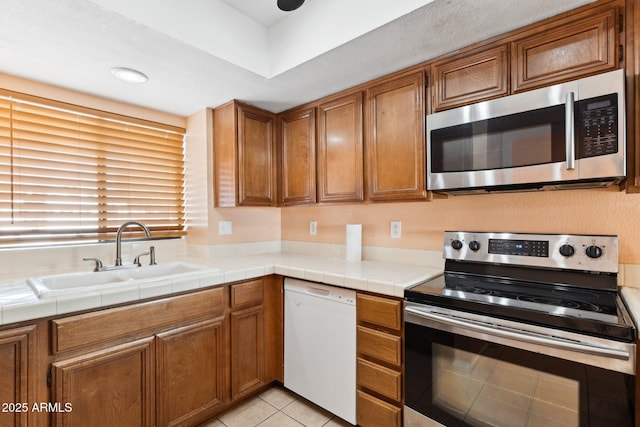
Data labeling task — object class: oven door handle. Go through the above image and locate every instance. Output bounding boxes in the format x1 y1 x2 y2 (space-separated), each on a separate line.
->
405 306 630 360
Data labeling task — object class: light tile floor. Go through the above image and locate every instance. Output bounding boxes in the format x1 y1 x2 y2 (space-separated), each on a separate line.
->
199 386 354 427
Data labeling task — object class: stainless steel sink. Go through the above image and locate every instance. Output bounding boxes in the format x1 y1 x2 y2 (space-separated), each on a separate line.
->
27 262 213 298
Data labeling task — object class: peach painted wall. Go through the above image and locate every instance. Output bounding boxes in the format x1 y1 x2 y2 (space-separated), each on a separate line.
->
185 108 281 245
0 73 185 127
281 186 640 264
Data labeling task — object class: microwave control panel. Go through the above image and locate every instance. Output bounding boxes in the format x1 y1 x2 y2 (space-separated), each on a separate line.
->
577 93 618 158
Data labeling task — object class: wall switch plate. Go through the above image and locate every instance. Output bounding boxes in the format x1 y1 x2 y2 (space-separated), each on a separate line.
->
218 220 232 235
390 221 402 239
309 220 317 235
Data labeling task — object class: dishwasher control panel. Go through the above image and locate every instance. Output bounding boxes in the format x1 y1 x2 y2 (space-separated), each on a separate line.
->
284 278 356 305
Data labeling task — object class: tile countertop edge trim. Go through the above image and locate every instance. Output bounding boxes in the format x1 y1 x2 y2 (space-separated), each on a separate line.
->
0 257 443 326
621 287 640 328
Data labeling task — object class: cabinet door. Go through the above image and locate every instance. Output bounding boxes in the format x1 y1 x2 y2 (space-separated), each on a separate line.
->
280 107 316 206
51 338 154 427
156 318 225 427
366 72 427 201
318 93 364 203
237 104 276 206
0 326 34 427
432 45 509 111
512 7 618 92
230 305 265 400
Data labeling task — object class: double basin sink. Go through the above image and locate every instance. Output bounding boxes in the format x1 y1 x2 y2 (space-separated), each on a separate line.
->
27 262 214 298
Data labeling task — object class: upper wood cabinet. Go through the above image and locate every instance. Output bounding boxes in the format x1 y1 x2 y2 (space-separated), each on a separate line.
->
318 93 364 203
366 71 427 201
511 6 619 92
432 45 509 111
279 107 316 206
213 100 276 207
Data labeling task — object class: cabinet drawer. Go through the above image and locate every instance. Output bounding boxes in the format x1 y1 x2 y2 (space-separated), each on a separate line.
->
52 287 225 354
357 326 401 367
357 293 402 331
357 357 402 402
357 390 401 427
231 279 264 308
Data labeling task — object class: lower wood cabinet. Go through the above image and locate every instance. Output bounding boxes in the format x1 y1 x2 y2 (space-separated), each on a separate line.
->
43 276 283 427
230 305 265 400
229 278 266 400
51 338 155 427
156 318 226 427
356 292 404 427
0 325 36 427
357 390 402 427
357 358 402 402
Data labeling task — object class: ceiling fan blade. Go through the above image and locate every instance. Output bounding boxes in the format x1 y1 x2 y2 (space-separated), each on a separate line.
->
277 0 305 12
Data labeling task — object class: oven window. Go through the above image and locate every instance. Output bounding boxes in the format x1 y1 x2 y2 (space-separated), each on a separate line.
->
405 322 634 426
430 105 566 173
433 343 580 426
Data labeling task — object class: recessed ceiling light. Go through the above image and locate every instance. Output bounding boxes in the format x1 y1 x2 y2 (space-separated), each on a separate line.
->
277 0 305 12
110 67 148 84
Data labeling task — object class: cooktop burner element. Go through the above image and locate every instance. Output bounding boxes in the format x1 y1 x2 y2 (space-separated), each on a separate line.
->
405 232 635 342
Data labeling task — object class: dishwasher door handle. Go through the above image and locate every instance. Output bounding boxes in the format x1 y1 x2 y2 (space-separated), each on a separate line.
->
306 287 331 297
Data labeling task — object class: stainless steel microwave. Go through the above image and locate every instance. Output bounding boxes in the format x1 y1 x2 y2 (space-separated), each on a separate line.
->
426 69 626 195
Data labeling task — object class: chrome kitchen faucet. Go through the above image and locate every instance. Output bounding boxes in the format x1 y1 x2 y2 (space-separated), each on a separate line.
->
83 221 157 271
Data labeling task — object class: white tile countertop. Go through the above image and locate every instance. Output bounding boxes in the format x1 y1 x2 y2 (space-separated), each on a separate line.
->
0 252 443 326
621 287 640 328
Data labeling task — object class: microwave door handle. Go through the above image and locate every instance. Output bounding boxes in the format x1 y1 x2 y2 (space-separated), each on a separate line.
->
565 92 575 170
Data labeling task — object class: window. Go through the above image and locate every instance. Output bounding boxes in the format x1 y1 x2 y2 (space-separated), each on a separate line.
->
0 91 186 247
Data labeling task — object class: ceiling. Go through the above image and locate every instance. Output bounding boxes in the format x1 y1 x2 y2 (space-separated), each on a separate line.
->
0 0 595 117
220 0 300 27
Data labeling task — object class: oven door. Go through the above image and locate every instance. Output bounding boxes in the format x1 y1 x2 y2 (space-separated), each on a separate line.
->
404 303 635 427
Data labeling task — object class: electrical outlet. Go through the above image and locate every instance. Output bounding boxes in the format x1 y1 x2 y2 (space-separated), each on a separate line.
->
309 220 317 235
218 220 232 235
390 221 402 239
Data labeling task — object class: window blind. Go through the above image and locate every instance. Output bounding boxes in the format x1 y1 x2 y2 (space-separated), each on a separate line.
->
0 93 186 247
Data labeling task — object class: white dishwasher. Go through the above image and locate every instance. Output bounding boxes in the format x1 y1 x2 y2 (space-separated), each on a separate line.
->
284 278 356 424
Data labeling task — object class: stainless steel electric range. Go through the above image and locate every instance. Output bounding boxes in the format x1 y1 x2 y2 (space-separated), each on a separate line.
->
404 232 636 427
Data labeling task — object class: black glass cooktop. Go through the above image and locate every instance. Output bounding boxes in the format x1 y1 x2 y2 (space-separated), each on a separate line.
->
405 271 635 342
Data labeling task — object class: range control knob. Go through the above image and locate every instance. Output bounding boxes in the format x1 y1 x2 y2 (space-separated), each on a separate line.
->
468 240 481 252
451 239 463 250
585 245 603 259
559 244 575 257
